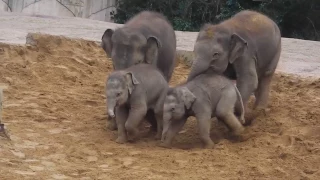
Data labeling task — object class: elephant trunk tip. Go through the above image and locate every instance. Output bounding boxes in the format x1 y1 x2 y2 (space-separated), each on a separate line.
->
108 109 115 119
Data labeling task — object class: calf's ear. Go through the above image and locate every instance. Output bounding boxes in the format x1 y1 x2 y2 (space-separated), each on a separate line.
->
180 87 196 109
125 72 140 94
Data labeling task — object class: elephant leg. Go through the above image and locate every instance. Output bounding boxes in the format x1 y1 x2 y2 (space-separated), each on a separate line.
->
125 105 147 142
196 113 214 149
160 118 187 148
107 118 117 131
146 110 157 132
254 74 273 110
115 106 129 144
154 112 163 140
216 89 244 135
234 66 258 118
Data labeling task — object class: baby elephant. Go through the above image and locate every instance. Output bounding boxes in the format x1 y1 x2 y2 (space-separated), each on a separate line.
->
161 72 246 149
106 64 168 143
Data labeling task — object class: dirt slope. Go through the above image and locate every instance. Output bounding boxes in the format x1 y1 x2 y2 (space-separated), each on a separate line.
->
0 34 319 180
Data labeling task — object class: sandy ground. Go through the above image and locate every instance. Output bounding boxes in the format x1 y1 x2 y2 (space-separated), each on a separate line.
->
0 12 320 180
0 11 320 77
0 33 319 180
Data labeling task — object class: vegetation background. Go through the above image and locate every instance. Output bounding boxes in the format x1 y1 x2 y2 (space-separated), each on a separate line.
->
110 0 320 41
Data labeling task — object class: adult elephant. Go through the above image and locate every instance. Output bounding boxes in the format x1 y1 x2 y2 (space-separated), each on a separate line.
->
101 11 177 130
101 10 177 82
187 10 281 120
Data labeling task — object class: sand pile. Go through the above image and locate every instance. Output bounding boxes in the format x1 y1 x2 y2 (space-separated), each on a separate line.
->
0 34 319 179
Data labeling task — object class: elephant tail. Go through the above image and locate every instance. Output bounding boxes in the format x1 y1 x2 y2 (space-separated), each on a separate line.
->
265 27 282 76
234 84 245 125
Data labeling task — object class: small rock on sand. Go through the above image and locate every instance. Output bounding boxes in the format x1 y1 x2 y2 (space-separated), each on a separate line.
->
10 150 25 158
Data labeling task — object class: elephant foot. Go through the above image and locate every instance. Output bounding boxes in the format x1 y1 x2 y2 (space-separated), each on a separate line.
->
229 128 252 142
149 124 157 132
154 132 162 140
233 126 245 136
115 136 127 144
203 141 215 149
127 129 140 142
158 142 172 149
107 120 118 131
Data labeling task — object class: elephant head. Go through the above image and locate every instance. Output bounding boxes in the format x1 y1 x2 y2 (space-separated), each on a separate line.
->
162 86 196 137
106 71 140 118
187 24 248 81
101 28 161 70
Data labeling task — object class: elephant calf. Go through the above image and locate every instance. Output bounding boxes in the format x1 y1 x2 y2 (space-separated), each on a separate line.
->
106 64 168 143
161 72 246 149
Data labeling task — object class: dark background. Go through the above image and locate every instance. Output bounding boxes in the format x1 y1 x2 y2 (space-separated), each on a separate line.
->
111 0 320 41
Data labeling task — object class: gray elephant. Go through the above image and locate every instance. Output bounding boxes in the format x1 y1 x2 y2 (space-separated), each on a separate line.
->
106 64 168 143
187 10 282 118
161 72 246 149
101 11 177 131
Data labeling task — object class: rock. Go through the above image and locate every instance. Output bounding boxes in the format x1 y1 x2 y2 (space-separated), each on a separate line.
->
175 159 188 167
27 103 40 108
26 33 37 46
8 135 20 141
24 159 40 163
104 152 114 156
82 148 97 156
121 157 134 167
14 170 36 176
87 156 98 162
47 153 67 161
80 177 92 180
32 109 42 114
48 128 63 134
51 174 70 180
15 140 39 149
41 161 56 167
29 165 45 171
98 164 109 168
129 151 141 156
98 164 110 171
26 133 41 137
10 150 25 158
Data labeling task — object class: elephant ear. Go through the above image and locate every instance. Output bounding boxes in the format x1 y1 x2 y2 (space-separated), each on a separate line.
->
125 72 140 94
229 33 248 64
145 36 161 64
180 87 196 110
101 29 114 58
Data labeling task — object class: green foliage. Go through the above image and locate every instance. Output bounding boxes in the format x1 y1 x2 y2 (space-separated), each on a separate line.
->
111 0 320 41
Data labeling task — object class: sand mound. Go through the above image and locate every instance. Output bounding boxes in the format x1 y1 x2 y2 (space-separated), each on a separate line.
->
0 34 319 179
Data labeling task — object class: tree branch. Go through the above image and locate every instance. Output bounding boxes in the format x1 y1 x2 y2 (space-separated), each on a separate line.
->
1 0 11 12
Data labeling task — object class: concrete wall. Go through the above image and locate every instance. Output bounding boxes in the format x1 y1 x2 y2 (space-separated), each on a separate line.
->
0 0 117 22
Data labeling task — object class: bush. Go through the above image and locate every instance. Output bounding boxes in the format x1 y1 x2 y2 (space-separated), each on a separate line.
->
111 0 320 41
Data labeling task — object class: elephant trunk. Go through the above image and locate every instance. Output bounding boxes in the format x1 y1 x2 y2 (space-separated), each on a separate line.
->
107 100 117 118
187 59 209 82
161 114 172 141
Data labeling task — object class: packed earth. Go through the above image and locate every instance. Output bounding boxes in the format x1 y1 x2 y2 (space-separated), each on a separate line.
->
0 34 319 180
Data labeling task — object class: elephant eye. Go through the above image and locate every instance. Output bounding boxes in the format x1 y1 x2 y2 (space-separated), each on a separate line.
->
213 52 220 59
116 92 122 97
171 107 175 112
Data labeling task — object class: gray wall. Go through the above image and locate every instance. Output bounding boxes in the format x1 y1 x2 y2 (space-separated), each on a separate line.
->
0 0 117 22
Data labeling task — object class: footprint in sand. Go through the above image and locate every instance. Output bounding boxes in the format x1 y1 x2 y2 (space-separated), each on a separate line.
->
14 170 36 176
51 174 70 180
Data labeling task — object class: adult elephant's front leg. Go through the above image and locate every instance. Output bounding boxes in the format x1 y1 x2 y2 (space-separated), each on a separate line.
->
234 60 258 118
125 104 147 142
